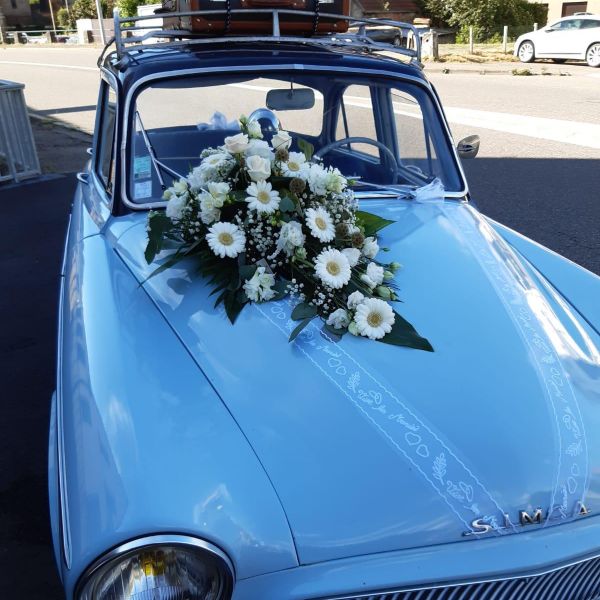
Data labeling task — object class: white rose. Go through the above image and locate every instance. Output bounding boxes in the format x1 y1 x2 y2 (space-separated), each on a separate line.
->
327 308 350 330
341 247 361 267
246 139 274 161
165 193 187 221
347 290 365 310
272 130 292 151
246 154 271 182
277 220 305 256
247 120 263 139
366 262 385 286
362 236 379 259
224 132 249 154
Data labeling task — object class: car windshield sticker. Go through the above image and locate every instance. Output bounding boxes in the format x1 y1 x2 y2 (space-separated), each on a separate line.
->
255 297 517 536
134 180 152 200
445 204 590 527
134 156 152 180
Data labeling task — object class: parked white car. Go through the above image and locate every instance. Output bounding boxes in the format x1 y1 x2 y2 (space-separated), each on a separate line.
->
515 14 600 67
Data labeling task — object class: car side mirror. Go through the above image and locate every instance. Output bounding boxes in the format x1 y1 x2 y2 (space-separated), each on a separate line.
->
457 135 480 159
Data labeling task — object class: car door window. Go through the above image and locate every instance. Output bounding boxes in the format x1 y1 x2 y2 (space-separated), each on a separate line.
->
335 85 379 157
95 84 117 195
581 20 600 29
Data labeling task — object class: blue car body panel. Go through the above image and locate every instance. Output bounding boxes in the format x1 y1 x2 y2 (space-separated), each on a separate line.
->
50 42 600 600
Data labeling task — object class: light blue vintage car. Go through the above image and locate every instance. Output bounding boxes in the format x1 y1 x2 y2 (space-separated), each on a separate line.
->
49 6 600 600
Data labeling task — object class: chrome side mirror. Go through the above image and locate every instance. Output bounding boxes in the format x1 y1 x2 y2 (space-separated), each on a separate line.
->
457 135 480 159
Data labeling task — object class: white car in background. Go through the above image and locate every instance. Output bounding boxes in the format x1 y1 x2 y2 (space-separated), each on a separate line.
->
515 13 600 67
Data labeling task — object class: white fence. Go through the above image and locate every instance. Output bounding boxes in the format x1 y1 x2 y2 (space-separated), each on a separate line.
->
0 80 41 183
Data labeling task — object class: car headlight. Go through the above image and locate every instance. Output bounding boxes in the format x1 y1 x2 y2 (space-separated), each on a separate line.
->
76 535 234 600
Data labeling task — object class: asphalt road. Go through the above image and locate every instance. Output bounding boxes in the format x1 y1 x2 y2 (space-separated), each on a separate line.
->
1 48 599 272
0 46 599 600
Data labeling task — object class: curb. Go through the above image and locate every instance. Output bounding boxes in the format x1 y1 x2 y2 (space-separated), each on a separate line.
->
28 111 93 138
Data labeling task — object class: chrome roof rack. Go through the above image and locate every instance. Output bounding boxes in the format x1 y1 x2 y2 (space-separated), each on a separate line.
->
111 7 422 65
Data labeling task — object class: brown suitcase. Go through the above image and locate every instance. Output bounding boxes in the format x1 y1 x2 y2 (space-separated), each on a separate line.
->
174 0 350 35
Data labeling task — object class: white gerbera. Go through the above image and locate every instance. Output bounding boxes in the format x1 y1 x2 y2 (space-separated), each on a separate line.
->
354 297 395 340
245 181 280 214
281 152 308 178
305 207 335 242
366 262 385 286
326 308 350 330
206 222 246 258
347 290 365 310
341 247 361 267
362 236 379 259
243 266 276 302
314 249 351 289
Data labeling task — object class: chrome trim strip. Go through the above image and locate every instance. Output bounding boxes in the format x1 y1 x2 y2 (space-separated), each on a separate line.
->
56 265 72 570
75 534 235 599
119 64 468 211
318 550 600 600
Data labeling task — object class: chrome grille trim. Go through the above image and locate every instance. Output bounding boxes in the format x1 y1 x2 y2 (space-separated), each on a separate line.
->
319 554 600 600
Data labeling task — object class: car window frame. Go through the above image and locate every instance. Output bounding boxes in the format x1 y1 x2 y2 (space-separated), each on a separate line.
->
92 75 118 205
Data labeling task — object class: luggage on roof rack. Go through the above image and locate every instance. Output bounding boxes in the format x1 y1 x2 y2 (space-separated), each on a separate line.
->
164 0 350 34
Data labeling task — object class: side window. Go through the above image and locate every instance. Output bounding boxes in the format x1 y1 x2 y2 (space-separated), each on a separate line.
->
95 84 117 195
335 85 379 157
581 20 600 28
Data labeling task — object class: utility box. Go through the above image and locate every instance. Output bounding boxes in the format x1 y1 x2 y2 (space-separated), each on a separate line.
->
0 80 41 183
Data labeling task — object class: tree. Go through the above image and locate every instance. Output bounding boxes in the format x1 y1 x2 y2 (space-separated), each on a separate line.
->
420 0 547 38
117 0 157 18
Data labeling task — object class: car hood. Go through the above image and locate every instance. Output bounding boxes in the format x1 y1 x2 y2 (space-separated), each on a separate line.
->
115 199 600 565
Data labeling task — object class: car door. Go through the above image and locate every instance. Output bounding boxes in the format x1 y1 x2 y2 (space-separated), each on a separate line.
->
580 19 600 58
537 18 580 56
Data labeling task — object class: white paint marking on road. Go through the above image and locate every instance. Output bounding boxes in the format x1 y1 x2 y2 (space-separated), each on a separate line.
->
0 60 96 72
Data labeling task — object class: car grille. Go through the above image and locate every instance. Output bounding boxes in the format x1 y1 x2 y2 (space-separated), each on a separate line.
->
322 555 600 600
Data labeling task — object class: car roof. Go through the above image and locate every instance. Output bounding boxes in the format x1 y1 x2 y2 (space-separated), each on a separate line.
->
559 13 600 20
103 42 429 95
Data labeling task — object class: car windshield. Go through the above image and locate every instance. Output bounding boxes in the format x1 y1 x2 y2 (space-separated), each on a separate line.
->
128 72 464 204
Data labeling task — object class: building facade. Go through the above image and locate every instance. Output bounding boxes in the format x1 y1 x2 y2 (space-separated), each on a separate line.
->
532 0 600 22
0 0 33 26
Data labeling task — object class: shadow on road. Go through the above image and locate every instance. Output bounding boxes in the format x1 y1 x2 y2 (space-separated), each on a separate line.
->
463 157 600 275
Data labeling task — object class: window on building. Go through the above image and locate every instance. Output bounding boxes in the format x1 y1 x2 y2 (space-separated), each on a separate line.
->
561 2 587 17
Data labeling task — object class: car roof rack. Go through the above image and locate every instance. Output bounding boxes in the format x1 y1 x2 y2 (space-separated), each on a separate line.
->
110 7 422 65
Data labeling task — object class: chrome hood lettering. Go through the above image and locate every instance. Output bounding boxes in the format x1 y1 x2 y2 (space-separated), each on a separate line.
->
115 200 600 564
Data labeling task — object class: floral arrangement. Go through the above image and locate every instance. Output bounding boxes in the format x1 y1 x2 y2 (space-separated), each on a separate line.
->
144 116 432 351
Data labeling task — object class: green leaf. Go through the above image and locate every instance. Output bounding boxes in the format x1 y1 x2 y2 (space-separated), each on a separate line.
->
223 289 247 324
379 311 434 352
271 279 289 301
144 212 175 264
289 317 314 342
323 323 346 339
297 138 314 161
238 264 258 281
356 210 395 238
141 250 186 285
291 302 318 321
279 195 296 213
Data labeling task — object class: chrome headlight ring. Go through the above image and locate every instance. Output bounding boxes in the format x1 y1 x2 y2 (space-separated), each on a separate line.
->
75 535 234 600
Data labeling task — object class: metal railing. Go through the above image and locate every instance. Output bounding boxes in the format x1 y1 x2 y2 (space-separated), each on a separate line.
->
111 7 422 64
0 80 41 184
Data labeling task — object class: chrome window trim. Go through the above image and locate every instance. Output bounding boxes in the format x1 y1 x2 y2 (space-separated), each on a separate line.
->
317 550 600 600
75 534 235 599
119 63 469 211
56 264 72 570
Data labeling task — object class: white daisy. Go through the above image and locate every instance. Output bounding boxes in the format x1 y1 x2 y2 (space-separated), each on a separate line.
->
326 308 350 330
314 249 351 289
245 181 280 214
206 222 246 258
305 207 335 242
347 290 365 310
354 297 395 340
281 152 308 178
341 247 361 267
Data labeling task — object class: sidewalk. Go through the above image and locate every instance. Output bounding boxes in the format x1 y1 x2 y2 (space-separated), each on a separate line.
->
423 60 591 76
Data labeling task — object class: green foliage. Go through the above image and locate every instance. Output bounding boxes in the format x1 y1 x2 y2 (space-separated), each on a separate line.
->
421 0 548 41
70 0 115 19
355 211 395 237
117 0 157 18
56 7 74 29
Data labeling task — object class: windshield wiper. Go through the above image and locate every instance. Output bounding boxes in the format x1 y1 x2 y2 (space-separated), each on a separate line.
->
135 111 185 190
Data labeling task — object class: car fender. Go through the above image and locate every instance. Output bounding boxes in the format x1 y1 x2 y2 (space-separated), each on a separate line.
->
490 218 600 335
